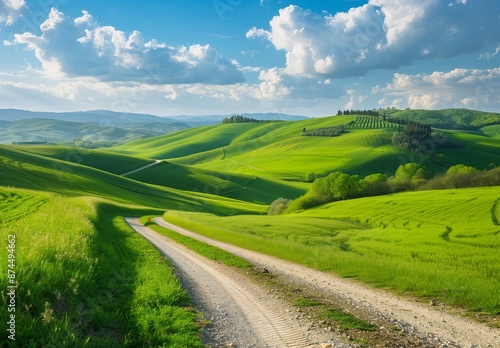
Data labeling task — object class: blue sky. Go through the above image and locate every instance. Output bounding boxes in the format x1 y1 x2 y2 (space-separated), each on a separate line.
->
0 0 499 117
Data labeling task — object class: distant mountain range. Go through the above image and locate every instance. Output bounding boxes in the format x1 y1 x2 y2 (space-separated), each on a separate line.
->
0 109 309 145
0 109 308 125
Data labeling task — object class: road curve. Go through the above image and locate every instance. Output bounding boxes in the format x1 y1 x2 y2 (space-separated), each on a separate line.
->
153 217 500 348
125 218 320 348
121 160 162 176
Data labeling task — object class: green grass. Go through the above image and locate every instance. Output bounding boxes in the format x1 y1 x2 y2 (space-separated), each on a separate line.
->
0 188 203 347
439 131 500 169
140 216 252 268
113 114 499 182
11 145 153 175
127 161 307 204
292 298 322 307
0 145 264 215
161 186 500 314
480 124 500 139
322 308 377 331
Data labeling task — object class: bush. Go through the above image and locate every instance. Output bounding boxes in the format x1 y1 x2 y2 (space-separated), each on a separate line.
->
268 198 293 215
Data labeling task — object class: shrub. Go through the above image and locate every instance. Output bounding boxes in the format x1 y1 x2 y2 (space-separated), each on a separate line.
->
268 197 293 215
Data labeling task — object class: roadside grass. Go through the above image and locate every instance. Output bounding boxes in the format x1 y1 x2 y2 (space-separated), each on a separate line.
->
0 188 203 347
321 308 377 331
162 186 500 314
292 296 375 331
139 216 252 269
292 298 322 307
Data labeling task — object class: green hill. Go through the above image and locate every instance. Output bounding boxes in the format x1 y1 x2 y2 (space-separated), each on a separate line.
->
125 160 307 204
0 118 188 145
11 145 153 175
2 107 500 325
0 145 262 214
163 186 500 313
384 108 500 129
113 113 500 181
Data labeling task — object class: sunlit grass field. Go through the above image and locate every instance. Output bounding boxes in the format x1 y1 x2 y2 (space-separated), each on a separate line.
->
0 188 204 347
0 145 264 215
2 109 499 345
11 145 153 175
163 186 500 314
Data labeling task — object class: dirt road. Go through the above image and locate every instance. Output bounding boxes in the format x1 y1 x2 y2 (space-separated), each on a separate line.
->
126 218 337 348
149 217 500 348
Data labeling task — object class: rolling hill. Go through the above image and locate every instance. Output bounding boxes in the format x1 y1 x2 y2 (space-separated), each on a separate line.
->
384 108 500 129
1 108 499 346
113 112 500 181
0 145 263 214
0 118 189 145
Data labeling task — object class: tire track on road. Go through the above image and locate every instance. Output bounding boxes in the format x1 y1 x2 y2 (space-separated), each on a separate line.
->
126 218 314 348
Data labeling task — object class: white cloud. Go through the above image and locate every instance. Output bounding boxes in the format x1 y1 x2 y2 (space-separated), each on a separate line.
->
382 68 500 110
0 0 24 26
6 8 244 85
247 1 500 78
480 46 500 60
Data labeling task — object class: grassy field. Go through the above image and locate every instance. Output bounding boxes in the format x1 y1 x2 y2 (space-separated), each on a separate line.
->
2 110 499 345
162 186 500 314
11 145 153 175
113 114 499 181
127 161 307 204
0 145 264 215
0 188 204 347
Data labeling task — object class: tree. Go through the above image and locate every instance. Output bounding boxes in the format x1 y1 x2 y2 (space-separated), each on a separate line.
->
360 173 390 196
394 163 426 189
445 164 477 188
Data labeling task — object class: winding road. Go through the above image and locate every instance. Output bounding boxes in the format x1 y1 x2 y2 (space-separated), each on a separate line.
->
126 217 500 348
126 218 330 348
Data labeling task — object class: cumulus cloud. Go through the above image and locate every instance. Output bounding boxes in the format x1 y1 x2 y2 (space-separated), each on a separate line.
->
0 0 24 26
382 68 500 109
6 8 244 84
247 1 500 78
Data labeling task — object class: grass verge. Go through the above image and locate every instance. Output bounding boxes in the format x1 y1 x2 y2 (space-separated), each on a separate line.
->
0 188 203 347
139 216 252 269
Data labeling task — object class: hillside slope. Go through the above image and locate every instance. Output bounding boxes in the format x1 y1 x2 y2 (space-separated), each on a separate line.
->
385 108 500 129
0 145 262 214
0 118 188 145
113 114 500 181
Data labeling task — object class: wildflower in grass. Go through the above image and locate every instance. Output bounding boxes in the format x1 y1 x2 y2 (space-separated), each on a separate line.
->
41 302 54 325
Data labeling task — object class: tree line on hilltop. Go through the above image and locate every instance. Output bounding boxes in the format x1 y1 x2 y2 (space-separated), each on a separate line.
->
269 164 500 215
337 109 380 116
221 115 261 123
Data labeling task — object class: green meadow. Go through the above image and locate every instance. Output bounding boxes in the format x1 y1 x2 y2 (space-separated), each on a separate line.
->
1 109 499 345
0 189 203 346
163 186 500 313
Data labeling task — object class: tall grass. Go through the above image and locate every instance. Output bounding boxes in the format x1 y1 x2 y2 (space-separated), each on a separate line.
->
0 188 203 347
163 186 500 314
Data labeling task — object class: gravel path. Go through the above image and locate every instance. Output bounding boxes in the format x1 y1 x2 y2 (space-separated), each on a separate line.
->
126 218 337 348
151 217 500 348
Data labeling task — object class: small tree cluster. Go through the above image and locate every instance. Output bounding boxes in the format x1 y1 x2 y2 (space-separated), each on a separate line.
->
285 163 500 213
392 132 465 152
221 115 260 124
